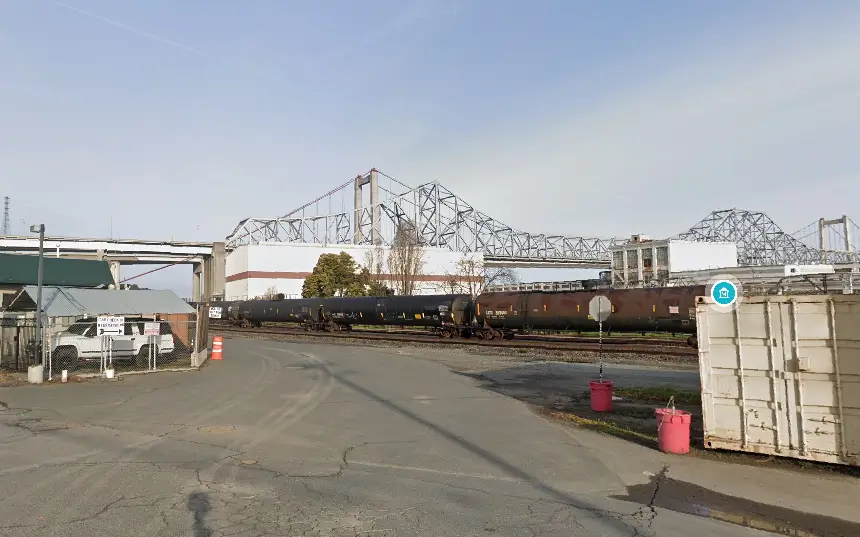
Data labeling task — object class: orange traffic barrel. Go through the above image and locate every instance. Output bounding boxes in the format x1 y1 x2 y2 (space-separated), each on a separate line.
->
212 335 223 360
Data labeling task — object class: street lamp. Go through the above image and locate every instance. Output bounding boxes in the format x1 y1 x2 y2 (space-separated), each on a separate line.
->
29 224 45 366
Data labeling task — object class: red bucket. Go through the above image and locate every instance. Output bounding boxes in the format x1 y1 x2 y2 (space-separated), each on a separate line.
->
655 407 692 454
588 380 613 412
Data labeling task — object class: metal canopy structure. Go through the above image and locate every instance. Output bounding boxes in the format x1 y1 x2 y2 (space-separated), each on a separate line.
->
674 209 860 265
7 286 196 316
225 169 623 268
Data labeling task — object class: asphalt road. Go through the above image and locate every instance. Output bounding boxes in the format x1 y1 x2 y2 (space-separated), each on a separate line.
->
0 338 773 537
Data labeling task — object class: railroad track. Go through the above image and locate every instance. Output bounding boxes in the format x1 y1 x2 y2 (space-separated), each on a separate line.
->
213 323 692 346
211 324 698 357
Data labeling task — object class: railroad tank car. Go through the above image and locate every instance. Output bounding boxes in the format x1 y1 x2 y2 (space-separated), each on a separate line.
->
240 297 317 327
474 286 706 335
317 294 473 332
236 294 474 334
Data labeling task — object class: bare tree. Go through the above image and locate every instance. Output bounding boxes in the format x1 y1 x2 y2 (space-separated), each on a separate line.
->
262 285 279 299
363 246 391 295
387 222 425 295
436 273 463 295
444 254 518 297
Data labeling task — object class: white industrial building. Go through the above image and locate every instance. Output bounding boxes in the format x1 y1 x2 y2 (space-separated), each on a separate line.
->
225 243 483 300
610 236 738 287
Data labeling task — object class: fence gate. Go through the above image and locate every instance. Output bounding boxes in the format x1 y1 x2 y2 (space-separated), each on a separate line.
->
0 315 37 372
193 306 209 367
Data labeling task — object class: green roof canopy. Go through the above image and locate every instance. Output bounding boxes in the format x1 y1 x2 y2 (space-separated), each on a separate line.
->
0 253 114 287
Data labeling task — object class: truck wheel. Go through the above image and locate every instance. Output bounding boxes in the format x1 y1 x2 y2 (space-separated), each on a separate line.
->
135 346 151 369
54 347 78 371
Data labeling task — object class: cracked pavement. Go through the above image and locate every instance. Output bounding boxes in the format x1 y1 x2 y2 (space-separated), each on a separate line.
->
0 338 780 536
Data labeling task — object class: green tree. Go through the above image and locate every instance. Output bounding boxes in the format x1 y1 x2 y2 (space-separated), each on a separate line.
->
301 252 372 298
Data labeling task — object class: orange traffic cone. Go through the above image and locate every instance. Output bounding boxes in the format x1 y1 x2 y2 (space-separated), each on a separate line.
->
211 335 223 360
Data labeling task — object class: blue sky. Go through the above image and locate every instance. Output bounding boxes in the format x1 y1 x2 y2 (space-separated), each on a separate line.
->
2 1 859 296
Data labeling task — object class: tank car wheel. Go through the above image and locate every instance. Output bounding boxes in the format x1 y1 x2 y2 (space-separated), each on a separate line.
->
440 328 452 338
687 335 697 348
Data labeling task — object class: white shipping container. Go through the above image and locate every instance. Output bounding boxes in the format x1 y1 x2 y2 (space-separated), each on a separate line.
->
696 294 860 465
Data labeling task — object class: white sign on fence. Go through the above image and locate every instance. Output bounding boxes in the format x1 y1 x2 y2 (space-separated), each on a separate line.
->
97 316 124 336
209 307 223 319
143 322 160 336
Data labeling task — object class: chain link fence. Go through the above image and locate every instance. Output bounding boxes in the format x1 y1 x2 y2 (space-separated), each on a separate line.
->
43 315 198 378
1 307 211 380
0 313 37 372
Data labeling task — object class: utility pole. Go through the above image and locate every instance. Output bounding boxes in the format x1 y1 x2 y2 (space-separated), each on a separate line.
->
1 197 9 235
30 224 45 368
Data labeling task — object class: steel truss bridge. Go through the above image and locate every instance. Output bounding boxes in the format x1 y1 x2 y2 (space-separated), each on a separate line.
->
225 169 860 268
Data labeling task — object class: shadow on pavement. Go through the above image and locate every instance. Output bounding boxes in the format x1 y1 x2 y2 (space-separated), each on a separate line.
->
454 365 860 537
188 492 213 537
326 368 638 536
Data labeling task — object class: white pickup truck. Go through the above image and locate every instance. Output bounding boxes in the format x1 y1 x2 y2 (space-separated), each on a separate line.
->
51 317 176 370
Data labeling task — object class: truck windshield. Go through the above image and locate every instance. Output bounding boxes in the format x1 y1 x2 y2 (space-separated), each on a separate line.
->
66 323 93 335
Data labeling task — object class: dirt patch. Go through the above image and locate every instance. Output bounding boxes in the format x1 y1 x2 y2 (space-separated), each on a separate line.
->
44 375 88 384
0 371 27 387
540 389 703 448
462 365 859 476
457 364 702 447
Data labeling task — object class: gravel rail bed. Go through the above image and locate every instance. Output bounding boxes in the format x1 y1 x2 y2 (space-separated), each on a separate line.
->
213 326 695 355
213 329 700 370
242 324 692 347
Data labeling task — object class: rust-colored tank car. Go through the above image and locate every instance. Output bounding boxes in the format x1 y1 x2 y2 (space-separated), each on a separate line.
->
474 286 707 334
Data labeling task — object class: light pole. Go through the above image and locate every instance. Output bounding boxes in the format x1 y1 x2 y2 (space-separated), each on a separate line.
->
29 224 45 366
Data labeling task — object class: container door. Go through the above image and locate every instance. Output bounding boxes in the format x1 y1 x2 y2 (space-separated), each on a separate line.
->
778 298 848 462
698 296 850 464
697 298 788 455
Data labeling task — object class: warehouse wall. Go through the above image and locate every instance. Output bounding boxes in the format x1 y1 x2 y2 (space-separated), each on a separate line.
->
224 245 249 299
225 243 482 299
